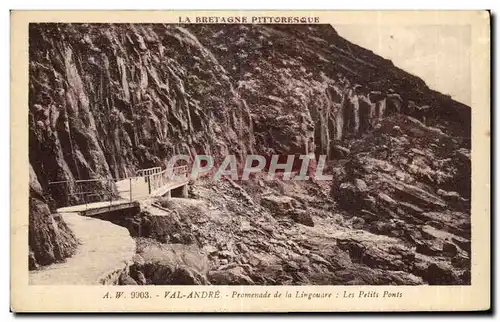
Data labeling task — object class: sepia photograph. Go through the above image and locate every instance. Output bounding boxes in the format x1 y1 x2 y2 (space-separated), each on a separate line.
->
11 10 490 312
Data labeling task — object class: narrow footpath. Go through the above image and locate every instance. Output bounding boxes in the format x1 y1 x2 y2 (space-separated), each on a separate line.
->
29 212 136 285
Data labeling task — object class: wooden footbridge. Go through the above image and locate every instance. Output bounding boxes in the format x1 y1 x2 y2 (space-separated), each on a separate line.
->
48 165 189 217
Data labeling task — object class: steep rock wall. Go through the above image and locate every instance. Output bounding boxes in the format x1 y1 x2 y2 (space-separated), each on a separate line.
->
29 164 78 269
29 23 255 206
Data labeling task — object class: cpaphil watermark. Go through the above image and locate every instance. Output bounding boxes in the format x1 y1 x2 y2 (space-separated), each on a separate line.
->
164 154 333 181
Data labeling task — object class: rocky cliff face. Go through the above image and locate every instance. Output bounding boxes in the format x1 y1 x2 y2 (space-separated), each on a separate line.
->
29 23 254 204
29 164 77 269
189 25 469 156
29 23 470 281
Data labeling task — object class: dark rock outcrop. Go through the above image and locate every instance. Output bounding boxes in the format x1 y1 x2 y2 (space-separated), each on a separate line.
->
29 164 77 269
208 266 255 285
330 114 470 284
129 239 210 285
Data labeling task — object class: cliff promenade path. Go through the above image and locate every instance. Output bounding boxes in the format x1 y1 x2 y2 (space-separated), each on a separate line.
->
29 165 190 285
29 212 136 285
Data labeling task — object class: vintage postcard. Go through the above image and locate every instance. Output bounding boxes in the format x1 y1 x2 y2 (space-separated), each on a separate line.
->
11 10 490 312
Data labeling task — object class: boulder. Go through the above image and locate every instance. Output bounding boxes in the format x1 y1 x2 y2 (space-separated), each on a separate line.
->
261 195 294 216
208 266 255 285
385 179 446 208
334 181 369 211
135 241 210 285
170 266 210 285
283 261 300 272
425 263 461 285
415 241 442 256
354 179 369 192
119 272 138 285
350 216 366 229
290 209 314 227
437 189 467 207
452 237 471 253
442 241 458 256
139 263 210 285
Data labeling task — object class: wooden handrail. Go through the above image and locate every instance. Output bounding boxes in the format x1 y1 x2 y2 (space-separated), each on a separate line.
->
48 165 190 207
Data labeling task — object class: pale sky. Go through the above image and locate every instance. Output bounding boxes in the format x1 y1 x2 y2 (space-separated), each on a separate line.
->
334 25 471 106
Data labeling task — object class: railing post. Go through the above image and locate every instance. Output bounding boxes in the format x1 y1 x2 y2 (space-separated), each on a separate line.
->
109 179 112 206
129 177 132 201
66 182 69 207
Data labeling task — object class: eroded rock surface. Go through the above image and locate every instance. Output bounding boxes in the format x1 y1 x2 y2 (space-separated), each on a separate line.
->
29 164 77 269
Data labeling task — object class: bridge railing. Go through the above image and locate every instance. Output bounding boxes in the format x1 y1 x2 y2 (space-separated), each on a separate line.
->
48 178 120 209
47 166 190 208
148 165 189 192
135 167 162 177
